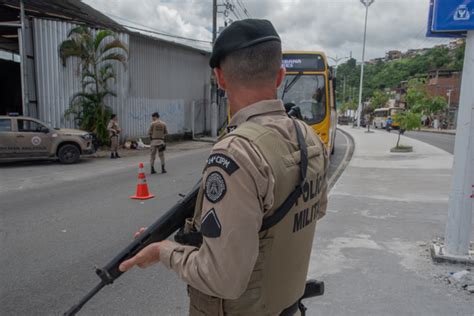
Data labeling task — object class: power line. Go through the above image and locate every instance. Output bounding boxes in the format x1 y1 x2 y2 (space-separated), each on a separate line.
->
235 0 251 18
106 13 212 45
228 1 243 20
124 25 212 44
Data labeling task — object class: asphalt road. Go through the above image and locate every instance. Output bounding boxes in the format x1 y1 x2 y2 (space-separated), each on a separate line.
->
0 131 351 316
403 131 455 154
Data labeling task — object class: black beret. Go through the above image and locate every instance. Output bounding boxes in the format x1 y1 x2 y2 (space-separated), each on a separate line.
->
209 19 281 68
152 112 160 117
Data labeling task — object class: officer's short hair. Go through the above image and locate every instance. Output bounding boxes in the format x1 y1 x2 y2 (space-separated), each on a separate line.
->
152 112 160 118
111 114 116 119
221 41 282 87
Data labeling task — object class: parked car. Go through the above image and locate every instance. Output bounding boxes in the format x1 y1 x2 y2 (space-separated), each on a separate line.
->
337 116 350 125
352 117 367 127
0 114 94 164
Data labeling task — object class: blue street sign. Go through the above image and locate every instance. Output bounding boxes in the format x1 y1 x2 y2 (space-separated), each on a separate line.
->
427 0 468 38
432 0 474 32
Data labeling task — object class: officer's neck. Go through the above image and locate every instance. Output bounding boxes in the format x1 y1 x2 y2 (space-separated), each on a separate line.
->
228 86 276 115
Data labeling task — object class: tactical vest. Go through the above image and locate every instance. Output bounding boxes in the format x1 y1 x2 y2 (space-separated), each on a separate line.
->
189 120 326 315
151 121 166 140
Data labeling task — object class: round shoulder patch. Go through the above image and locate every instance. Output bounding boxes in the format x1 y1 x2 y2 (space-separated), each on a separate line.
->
205 171 227 203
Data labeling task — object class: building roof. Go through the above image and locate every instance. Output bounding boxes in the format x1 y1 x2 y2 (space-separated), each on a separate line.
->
0 0 210 56
2 0 125 30
0 0 126 53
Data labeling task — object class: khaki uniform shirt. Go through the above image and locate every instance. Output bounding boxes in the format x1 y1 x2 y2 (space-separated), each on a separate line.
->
160 99 327 300
148 119 168 146
107 120 120 137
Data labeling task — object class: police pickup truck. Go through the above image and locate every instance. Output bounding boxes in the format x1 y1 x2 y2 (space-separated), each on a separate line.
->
0 114 94 164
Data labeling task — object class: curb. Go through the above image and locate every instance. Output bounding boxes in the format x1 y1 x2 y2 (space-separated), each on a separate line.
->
419 129 456 136
328 128 355 190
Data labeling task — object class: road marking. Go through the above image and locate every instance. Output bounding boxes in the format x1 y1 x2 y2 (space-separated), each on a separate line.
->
328 129 353 190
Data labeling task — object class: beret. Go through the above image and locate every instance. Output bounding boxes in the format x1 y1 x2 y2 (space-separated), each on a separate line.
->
209 19 281 68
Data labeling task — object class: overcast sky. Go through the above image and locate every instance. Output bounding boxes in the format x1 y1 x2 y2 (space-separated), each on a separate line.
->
83 0 452 64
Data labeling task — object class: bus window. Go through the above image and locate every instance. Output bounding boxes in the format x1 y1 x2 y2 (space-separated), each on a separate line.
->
278 75 326 125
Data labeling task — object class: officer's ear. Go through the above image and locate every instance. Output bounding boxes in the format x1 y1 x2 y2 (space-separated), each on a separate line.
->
214 68 227 91
276 67 286 88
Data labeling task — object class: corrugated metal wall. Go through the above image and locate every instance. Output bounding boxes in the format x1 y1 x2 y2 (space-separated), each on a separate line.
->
33 18 210 139
126 35 210 137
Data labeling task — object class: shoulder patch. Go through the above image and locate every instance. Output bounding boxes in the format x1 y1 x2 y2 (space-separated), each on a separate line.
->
201 208 222 238
206 153 239 175
205 171 227 203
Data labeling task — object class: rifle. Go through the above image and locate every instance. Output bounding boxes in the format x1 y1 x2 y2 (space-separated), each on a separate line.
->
64 182 200 315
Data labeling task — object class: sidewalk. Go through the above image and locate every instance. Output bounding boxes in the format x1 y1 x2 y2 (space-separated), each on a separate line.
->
419 127 456 135
307 126 473 315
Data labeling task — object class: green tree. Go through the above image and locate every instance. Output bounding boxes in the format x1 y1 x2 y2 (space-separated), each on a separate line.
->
429 96 448 117
405 78 430 114
339 100 358 115
370 90 389 109
59 26 128 144
393 111 421 148
334 43 464 104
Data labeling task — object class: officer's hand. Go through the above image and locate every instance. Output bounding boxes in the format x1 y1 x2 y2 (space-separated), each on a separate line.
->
133 227 147 239
118 241 166 272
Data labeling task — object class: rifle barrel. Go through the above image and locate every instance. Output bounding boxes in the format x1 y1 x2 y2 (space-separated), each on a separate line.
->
64 281 106 316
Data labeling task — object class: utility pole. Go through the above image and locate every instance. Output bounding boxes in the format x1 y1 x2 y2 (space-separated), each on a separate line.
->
443 30 473 258
328 55 349 79
210 0 218 138
19 0 29 116
356 0 374 128
446 88 452 108
342 76 346 103
212 0 217 44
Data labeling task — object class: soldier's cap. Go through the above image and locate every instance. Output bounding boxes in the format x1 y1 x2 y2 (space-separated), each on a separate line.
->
152 112 160 117
209 19 281 69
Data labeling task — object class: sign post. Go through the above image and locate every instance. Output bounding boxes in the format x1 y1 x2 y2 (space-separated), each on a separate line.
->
428 0 474 263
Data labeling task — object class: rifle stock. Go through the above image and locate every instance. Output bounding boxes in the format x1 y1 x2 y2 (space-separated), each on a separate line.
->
64 181 200 315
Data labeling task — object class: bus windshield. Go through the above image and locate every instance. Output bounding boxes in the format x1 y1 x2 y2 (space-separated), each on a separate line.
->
278 74 326 124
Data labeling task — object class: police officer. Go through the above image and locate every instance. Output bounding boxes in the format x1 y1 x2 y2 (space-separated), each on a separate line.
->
120 19 328 315
107 114 121 159
148 112 168 174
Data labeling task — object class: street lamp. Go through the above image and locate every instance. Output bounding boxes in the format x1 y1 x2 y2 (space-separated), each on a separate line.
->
328 55 350 79
356 0 375 128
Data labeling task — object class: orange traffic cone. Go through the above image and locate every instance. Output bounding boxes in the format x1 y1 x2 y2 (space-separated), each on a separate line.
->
129 162 154 200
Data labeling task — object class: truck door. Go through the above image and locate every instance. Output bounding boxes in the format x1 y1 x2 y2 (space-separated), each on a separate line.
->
0 118 17 158
15 119 52 157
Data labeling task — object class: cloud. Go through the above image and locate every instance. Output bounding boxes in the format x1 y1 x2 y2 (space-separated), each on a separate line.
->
83 0 451 61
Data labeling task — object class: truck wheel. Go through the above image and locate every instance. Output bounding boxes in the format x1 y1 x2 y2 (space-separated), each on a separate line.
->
58 144 80 164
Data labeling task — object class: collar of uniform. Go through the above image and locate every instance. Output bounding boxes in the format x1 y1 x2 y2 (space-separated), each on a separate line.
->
229 99 285 128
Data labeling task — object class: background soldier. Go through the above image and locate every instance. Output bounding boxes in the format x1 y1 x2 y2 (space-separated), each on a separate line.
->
120 19 328 315
148 112 168 174
107 114 121 159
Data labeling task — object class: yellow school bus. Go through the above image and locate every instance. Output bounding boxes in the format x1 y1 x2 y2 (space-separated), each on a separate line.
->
277 51 337 154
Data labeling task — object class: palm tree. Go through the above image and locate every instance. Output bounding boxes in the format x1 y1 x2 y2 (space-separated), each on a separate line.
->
59 26 128 144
